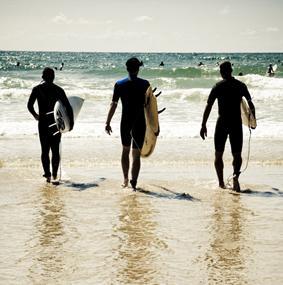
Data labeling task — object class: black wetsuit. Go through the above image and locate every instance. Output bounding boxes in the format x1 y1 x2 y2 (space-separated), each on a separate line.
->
112 76 150 149
27 82 73 178
207 77 252 153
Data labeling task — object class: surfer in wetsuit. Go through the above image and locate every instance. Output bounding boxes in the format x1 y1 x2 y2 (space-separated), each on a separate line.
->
27 67 73 183
200 61 256 192
267 64 274 76
105 57 149 190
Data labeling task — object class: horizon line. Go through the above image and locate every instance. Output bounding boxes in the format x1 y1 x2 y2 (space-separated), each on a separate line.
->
1 49 283 54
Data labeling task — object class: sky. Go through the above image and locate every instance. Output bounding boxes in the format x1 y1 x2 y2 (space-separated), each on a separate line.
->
0 0 283 52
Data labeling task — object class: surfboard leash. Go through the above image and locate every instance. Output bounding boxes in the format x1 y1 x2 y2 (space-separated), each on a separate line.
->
59 140 62 181
226 127 252 187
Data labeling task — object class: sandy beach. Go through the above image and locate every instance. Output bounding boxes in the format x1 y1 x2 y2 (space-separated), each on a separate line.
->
0 135 282 285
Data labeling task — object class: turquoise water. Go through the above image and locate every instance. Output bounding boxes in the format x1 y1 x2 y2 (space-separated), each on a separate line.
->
0 51 283 138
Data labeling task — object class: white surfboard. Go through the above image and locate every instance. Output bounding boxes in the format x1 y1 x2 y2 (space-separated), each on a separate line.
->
141 86 160 157
241 97 256 129
54 96 84 133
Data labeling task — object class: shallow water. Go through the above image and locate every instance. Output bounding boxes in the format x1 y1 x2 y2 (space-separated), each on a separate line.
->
1 162 282 285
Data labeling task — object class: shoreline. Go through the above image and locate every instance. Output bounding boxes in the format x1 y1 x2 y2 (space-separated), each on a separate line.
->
1 136 282 191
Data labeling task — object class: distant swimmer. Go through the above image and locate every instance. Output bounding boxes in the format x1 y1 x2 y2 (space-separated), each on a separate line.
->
200 61 256 192
105 57 149 190
198 62 204 67
16 61 20 67
238 72 243 76
159 61 164 67
267 64 275 77
59 62 64 71
27 68 74 183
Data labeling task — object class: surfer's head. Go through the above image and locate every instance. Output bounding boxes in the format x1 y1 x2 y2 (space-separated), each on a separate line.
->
126 57 143 75
42 67 55 83
220 61 233 79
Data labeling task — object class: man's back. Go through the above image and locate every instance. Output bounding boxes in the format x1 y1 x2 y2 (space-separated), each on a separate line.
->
31 83 66 116
208 77 251 124
113 77 149 121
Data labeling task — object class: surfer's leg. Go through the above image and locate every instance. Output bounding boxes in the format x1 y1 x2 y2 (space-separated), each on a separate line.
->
39 126 51 180
130 121 145 190
120 122 132 187
229 125 243 192
121 146 130 187
131 148 141 190
215 151 225 188
232 152 242 192
50 134 61 179
214 120 227 188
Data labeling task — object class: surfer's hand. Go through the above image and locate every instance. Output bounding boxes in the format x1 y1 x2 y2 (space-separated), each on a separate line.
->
105 123 112 135
200 125 207 140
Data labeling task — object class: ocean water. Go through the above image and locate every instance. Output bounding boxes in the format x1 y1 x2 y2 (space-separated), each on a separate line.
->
0 51 283 139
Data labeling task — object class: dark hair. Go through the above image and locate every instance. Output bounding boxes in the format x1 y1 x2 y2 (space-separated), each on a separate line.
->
126 57 143 73
220 61 233 74
42 67 55 83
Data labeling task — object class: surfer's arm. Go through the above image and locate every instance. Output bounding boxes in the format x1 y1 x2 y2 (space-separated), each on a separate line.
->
105 102 117 135
200 88 216 140
200 103 213 140
243 85 256 119
27 90 39 121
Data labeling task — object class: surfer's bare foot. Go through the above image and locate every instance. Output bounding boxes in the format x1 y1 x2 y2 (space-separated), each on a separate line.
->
121 179 129 188
43 174 51 183
233 177 241 192
52 176 60 185
130 180 137 191
219 181 226 189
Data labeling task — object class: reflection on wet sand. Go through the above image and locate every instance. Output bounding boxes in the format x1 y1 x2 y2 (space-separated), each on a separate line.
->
115 193 160 285
28 185 66 283
205 193 250 285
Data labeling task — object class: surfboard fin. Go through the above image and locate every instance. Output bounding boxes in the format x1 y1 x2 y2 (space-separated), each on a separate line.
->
152 87 162 97
49 123 57 128
158 108 166 114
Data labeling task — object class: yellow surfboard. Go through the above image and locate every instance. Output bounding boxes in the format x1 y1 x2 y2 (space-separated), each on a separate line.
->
141 86 160 157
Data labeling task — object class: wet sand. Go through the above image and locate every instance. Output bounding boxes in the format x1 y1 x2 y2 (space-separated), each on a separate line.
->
0 136 283 284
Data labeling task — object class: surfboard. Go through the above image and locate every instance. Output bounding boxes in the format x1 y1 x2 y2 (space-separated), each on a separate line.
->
273 64 278 72
54 96 84 133
241 97 256 129
141 86 160 157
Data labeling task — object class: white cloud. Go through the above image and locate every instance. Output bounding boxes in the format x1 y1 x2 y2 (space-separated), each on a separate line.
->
241 29 257 36
219 6 230 15
51 14 91 25
78 17 89 25
266 27 279 33
51 13 73 24
134 16 153 22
